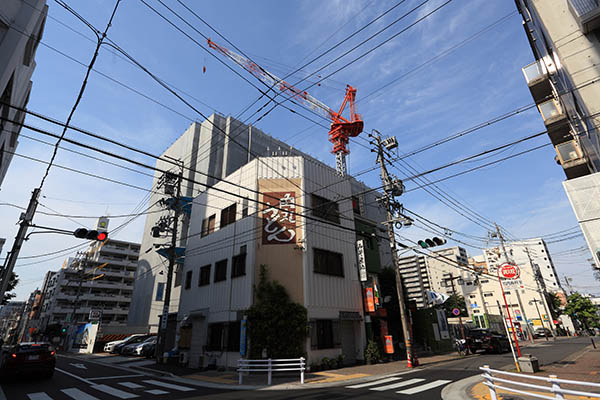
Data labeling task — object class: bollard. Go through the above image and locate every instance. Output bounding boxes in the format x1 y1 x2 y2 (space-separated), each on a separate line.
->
549 375 565 400
238 359 243 385
483 365 498 400
592 338 596 349
300 357 305 384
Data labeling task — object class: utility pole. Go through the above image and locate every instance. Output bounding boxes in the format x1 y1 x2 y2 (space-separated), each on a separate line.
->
563 276 574 295
443 273 465 340
156 166 183 363
371 131 417 368
0 188 40 301
524 247 556 339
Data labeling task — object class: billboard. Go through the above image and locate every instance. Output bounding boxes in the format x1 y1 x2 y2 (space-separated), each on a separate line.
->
261 191 297 245
72 322 99 354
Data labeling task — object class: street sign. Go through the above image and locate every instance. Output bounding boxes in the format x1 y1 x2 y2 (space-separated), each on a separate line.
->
89 310 101 321
452 308 460 316
356 240 367 282
499 263 520 279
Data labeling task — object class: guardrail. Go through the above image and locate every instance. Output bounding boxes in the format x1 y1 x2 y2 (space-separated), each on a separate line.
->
480 365 600 399
238 358 305 385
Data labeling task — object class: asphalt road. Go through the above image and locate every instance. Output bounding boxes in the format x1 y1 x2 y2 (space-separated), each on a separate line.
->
0 337 590 400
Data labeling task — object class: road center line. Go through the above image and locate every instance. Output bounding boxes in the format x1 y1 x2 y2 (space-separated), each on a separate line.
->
55 367 94 385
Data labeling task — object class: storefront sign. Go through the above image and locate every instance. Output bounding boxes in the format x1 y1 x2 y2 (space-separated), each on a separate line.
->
365 287 375 312
356 240 367 282
261 192 297 244
499 263 520 279
384 335 394 354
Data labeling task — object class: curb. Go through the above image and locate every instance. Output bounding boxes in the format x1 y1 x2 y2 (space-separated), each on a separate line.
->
441 374 482 400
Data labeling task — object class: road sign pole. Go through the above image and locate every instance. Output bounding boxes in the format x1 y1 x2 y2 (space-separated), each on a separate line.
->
497 265 522 358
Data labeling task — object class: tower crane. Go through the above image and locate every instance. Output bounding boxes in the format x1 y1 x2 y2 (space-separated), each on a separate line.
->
207 38 363 177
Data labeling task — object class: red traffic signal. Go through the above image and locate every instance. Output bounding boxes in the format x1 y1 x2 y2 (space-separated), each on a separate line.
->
74 228 108 242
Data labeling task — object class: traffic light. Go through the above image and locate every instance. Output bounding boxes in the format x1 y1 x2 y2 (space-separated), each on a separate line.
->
417 237 447 249
74 228 108 242
61 327 67 334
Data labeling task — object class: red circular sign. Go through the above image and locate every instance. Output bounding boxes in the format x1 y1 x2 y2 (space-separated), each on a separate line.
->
499 263 520 279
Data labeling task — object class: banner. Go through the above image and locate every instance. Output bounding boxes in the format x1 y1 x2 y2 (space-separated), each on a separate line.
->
365 287 375 312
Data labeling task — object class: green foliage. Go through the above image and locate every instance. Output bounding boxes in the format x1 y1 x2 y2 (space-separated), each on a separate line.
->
364 340 381 364
564 292 600 329
246 265 308 359
546 292 562 320
441 294 468 317
1 273 19 305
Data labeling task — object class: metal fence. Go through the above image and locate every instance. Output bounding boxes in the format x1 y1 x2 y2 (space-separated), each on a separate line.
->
481 365 600 399
238 357 306 385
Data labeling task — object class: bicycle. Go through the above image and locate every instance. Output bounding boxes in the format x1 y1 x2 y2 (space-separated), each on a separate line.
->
453 338 469 356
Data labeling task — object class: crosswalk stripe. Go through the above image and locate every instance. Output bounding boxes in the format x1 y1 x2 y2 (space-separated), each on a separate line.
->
369 378 425 391
145 389 169 395
397 379 451 394
27 393 53 400
142 380 194 392
346 377 402 389
118 382 145 389
91 384 139 399
62 388 101 400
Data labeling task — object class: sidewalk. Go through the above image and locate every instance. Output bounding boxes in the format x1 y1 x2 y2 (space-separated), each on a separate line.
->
469 345 600 399
75 350 474 389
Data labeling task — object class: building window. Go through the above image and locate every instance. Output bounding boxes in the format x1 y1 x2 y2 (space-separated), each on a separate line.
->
220 203 237 228
310 320 340 350
480 280 489 283
351 196 362 215
469 295 476 299
232 252 246 278
185 270 192 289
155 282 165 301
504 291 511 295
207 323 224 351
311 194 340 224
242 198 249 218
199 265 211 286
484 293 493 297
214 259 227 282
201 215 215 237
314 248 344 277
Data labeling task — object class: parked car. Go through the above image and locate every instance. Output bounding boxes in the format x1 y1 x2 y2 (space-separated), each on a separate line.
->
104 338 128 353
142 341 156 358
112 334 148 354
0 342 56 379
466 329 511 354
534 327 551 338
123 336 156 356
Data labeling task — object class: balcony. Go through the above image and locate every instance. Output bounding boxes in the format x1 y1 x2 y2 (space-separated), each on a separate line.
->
537 99 572 145
568 0 600 33
555 140 592 179
522 60 553 103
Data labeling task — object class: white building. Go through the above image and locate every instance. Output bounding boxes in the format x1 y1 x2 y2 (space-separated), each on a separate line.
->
40 223 140 330
0 0 47 187
176 156 391 368
129 114 363 334
397 255 430 309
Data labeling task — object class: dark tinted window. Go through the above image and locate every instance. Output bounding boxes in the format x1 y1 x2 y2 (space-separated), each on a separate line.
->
215 259 227 282
311 194 340 224
199 265 211 286
314 248 344 277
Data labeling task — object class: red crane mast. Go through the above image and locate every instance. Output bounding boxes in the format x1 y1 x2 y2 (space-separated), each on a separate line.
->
207 38 363 176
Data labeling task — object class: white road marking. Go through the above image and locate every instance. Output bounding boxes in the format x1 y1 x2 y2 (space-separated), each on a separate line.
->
88 374 145 381
27 393 53 400
118 382 145 389
346 377 402 389
91 384 139 399
397 379 451 394
369 378 425 391
122 360 155 367
69 363 87 369
145 389 169 395
142 380 194 391
62 388 101 400
55 368 94 385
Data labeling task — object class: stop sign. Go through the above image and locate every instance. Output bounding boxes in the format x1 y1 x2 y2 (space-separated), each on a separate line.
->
499 263 520 279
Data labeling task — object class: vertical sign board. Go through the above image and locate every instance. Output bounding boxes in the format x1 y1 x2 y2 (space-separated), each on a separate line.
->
261 192 297 245
240 318 247 356
365 287 375 312
356 240 367 282
435 309 450 339
384 335 394 354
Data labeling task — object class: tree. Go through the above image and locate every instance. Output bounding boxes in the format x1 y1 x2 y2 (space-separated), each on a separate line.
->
246 265 308 359
441 294 468 317
1 272 19 305
545 292 562 320
564 292 599 330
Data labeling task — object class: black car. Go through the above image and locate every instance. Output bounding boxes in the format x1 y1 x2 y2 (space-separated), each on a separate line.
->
0 342 56 379
142 341 156 358
466 329 510 354
114 335 150 354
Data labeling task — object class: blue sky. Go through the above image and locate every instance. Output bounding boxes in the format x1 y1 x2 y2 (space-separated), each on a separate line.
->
1 0 597 300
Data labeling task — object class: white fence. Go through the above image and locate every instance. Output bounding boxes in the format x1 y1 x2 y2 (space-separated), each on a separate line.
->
238 358 305 385
481 365 600 399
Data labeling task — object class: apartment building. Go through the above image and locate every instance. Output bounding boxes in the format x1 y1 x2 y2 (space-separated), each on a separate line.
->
397 255 430 309
175 156 391 368
0 301 25 343
0 0 47 187
516 0 600 269
129 114 354 333
40 221 140 330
